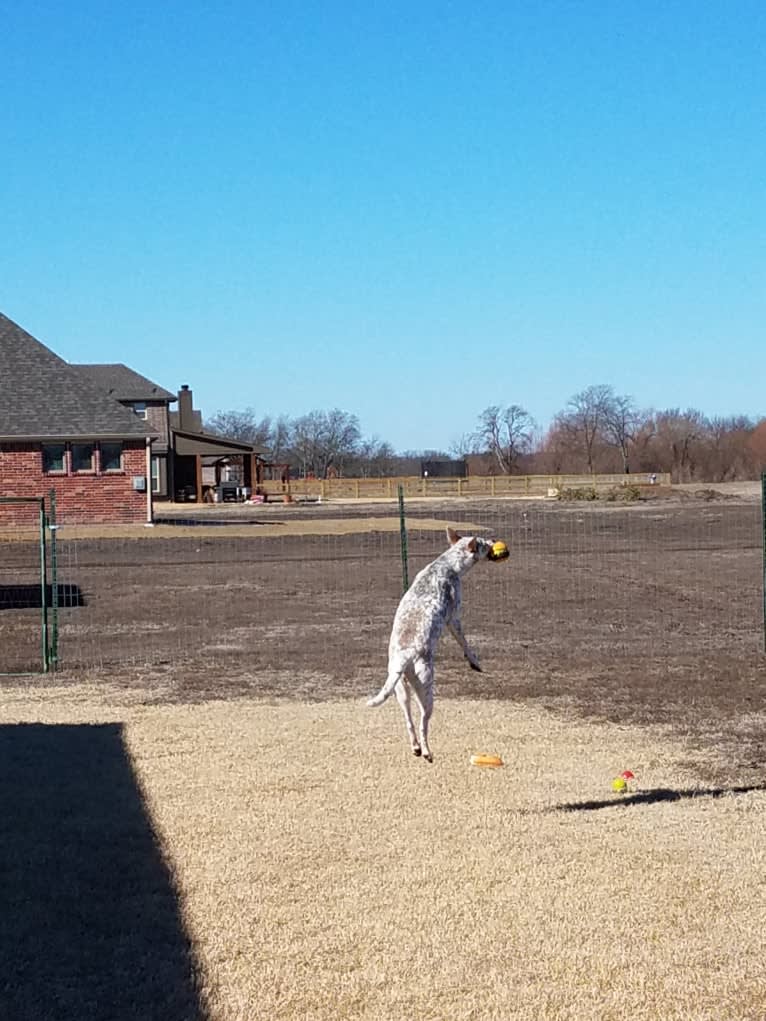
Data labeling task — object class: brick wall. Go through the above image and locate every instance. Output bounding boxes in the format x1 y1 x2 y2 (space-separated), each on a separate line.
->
0 442 150 524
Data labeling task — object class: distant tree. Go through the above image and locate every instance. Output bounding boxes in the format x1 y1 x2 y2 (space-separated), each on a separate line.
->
558 384 615 473
536 421 581 474
474 404 535 474
269 415 292 464
348 437 397 477
449 433 482 458
206 408 273 450
747 419 766 472
602 393 644 473
651 408 706 483
703 415 756 481
289 409 361 478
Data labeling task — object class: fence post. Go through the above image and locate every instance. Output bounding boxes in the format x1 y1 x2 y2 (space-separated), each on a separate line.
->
39 497 49 672
48 488 59 669
398 485 409 594
762 473 766 653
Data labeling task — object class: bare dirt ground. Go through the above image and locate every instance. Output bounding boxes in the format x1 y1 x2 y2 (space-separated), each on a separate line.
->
2 493 764 780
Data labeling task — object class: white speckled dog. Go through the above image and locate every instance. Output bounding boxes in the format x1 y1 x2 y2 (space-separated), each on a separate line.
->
367 527 507 762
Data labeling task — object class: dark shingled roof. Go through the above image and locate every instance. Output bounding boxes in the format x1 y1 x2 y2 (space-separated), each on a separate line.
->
0 313 156 440
74 363 175 402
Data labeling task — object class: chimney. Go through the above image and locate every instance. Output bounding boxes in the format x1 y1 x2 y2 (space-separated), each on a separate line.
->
178 385 196 432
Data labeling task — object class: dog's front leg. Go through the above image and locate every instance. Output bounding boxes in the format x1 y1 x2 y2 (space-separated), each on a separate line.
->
448 617 482 672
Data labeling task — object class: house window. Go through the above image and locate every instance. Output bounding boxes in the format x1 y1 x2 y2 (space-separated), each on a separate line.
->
42 443 66 473
132 402 147 419
71 443 95 472
150 456 161 493
100 442 123 472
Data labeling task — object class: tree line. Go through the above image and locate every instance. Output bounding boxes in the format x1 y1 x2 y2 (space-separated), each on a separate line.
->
206 385 766 483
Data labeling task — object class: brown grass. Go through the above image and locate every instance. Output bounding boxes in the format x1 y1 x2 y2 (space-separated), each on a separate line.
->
3 680 765 1020
0 515 484 542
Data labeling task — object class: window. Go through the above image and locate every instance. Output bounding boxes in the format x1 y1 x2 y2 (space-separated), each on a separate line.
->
100 442 123 472
71 443 94 472
132 402 147 419
150 456 161 493
42 443 66 473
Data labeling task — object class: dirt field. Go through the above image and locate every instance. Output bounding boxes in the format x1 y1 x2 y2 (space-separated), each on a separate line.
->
2 493 766 1019
2 494 764 775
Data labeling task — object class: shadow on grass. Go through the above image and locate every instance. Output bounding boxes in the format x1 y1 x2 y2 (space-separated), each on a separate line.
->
0 723 209 1021
555 782 766 812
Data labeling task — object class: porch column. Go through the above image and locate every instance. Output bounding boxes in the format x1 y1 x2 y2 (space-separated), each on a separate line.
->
195 454 203 503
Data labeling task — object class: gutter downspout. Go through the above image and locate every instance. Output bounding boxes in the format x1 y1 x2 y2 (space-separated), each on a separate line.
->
145 436 154 526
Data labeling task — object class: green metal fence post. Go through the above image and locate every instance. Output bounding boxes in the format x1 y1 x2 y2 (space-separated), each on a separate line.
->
49 488 59 668
398 484 409 594
39 497 49 672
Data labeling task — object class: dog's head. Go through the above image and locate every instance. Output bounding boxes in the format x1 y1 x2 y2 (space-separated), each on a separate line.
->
446 527 509 563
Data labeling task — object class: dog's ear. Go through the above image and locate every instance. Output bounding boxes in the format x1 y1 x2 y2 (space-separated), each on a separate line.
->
446 527 460 545
467 537 477 553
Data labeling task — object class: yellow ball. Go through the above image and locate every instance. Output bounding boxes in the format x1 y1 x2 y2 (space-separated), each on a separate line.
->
612 777 627 793
490 541 509 560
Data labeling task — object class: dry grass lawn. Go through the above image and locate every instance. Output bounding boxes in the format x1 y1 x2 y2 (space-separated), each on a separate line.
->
3 681 766 1020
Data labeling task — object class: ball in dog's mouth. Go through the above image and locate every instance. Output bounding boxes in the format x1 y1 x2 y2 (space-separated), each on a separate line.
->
489 541 509 561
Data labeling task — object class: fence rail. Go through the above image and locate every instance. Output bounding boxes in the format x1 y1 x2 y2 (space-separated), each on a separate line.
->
259 472 671 501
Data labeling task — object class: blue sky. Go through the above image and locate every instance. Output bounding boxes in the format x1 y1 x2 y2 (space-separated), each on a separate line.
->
2 2 764 452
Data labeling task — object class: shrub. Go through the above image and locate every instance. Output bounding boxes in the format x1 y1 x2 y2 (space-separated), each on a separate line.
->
558 486 599 501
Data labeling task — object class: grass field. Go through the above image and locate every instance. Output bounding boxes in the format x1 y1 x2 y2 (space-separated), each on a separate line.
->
2 677 766 1021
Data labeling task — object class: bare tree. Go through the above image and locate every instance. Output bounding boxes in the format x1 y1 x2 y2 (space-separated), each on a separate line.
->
602 393 642 473
205 408 273 449
348 437 397 477
559 385 614 473
651 408 706 483
289 409 361 477
475 404 535 474
449 433 482 458
269 415 291 463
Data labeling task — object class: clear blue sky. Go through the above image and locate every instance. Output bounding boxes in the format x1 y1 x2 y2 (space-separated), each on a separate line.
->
2 2 764 452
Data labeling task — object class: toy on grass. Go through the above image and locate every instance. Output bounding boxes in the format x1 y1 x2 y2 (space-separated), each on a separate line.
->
612 770 637 793
471 754 504 768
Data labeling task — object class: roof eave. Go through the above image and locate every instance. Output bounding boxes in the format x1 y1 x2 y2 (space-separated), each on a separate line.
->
0 431 159 442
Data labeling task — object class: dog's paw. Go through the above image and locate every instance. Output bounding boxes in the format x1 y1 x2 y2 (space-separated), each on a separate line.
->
413 746 422 757
468 659 482 672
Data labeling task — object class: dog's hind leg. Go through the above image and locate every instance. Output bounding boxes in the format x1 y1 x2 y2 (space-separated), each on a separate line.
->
410 656 435 763
394 672 421 756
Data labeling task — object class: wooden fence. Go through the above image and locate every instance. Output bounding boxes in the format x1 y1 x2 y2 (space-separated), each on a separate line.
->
259 472 672 501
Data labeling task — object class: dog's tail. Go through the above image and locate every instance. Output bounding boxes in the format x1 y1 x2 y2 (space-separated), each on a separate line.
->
367 669 402 707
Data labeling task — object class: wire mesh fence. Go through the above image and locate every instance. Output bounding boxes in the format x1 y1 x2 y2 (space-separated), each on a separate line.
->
0 498 48 674
1 493 763 686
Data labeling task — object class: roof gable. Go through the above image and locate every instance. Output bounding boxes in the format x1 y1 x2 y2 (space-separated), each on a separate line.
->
0 314 155 440
74 364 175 402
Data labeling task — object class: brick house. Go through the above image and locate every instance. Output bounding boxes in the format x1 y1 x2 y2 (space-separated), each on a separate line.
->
75 362 177 498
0 313 155 524
1 312 261 517
77 370 259 503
